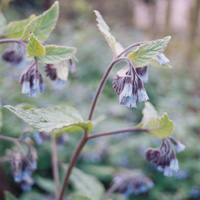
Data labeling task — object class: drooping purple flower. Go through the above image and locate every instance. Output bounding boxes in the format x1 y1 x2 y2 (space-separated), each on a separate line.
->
145 138 179 177
136 66 148 83
2 49 24 67
113 65 148 108
157 53 169 66
20 65 45 97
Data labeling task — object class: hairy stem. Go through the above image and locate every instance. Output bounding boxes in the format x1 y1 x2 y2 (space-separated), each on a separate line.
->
88 57 133 120
59 131 88 200
0 135 24 153
116 41 148 58
0 39 26 47
88 128 148 139
51 135 60 200
88 41 148 121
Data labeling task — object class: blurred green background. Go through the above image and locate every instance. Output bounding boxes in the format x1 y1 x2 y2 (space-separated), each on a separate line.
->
0 0 200 199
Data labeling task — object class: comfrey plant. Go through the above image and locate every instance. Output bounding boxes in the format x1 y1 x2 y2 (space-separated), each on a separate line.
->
0 2 185 200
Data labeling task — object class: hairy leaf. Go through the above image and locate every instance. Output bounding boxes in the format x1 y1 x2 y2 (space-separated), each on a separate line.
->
150 58 172 68
4 105 93 133
37 45 77 64
4 191 19 200
27 33 45 58
4 15 35 38
21 1 59 42
94 10 123 57
62 165 105 200
56 61 69 81
128 36 171 67
0 11 6 34
70 195 91 200
136 102 174 138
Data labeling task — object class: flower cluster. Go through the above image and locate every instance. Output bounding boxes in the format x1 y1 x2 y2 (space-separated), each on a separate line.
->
145 137 185 177
44 59 76 90
2 46 25 68
19 64 45 97
34 132 68 146
114 171 154 197
10 147 37 191
113 64 149 108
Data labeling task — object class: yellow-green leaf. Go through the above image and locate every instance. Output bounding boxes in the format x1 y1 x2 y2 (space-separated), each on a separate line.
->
135 102 174 138
94 10 123 57
37 45 77 64
21 1 59 42
4 15 35 38
27 33 45 58
128 36 171 67
4 105 93 133
0 11 6 34
56 61 69 81
4 191 19 200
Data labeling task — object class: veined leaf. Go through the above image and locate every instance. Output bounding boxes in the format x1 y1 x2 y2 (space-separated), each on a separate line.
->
94 10 123 57
27 33 45 58
37 45 77 64
56 61 69 81
150 58 172 68
4 105 93 133
136 102 174 138
128 36 171 67
62 165 105 200
0 11 6 34
4 15 35 38
21 1 59 42
4 191 19 200
70 195 91 200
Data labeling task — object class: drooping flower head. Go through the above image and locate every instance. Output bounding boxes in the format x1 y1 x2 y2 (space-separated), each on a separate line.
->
44 64 67 90
113 171 154 197
20 64 45 97
113 64 149 108
145 138 180 177
2 43 25 68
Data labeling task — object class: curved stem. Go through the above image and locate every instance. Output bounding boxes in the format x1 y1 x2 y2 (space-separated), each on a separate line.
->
0 135 24 153
88 128 148 139
0 39 26 47
58 131 88 200
88 57 132 121
116 41 148 58
51 135 60 200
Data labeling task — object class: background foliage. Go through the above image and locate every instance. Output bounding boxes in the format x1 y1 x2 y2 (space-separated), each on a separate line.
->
0 0 200 200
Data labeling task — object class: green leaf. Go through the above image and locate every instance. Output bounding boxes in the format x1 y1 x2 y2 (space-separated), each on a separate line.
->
150 58 172 68
62 165 105 200
37 45 77 64
70 195 91 200
4 105 93 133
94 10 123 57
128 36 171 67
4 15 35 38
4 191 19 200
0 11 7 35
35 176 55 194
136 102 174 138
27 33 45 58
21 1 59 42
56 61 69 81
